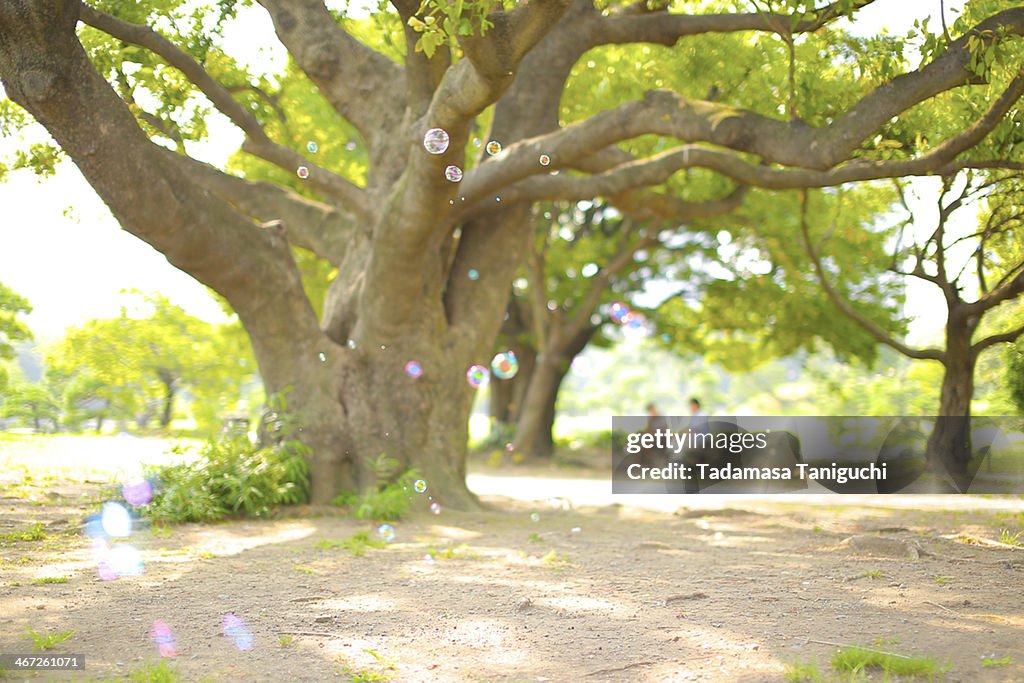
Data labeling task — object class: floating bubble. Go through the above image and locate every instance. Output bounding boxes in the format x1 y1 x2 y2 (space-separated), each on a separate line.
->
530 512 540 523
122 478 153 507
109 543 143 577
466 364 490 388
485 140 502 156
306 141 319 154
378 523 395 543
424 553 436 564
445 165 463 182
505 442 514 452
570 527 581 534
414 479 427 494
318 352 327 362
151 620 177 658
429 501 441 515
222 613 254 651
347 339 357 349
423 128 450 155
490 351 519 380
468 269 480 281
296 166 309 179
473 138 482 148
609 301 631 324
101 501 132 538
345 140 357 151
405 360 423 379
539 154 551 166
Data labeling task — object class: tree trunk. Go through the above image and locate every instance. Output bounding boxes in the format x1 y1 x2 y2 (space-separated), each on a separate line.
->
926 314 977 489
159 375 176 429
512 325 596 457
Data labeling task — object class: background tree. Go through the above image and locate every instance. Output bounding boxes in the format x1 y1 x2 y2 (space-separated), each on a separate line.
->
3 0 1024 504
0 382 59 432
0 281 32 393
800 170 1024 479
45 293 255 432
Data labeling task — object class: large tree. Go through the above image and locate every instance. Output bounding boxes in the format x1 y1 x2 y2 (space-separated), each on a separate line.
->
2 0 1024 505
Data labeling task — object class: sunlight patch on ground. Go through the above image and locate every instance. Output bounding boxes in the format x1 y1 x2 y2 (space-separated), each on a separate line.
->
535 595 617 612
185 522 316 556
321 594 398 612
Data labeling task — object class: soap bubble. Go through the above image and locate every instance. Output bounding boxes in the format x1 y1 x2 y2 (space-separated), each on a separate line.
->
609 301 631 323
485 140 502 156
570 527 582 534
445 165 463 182
378 524 395 542
490 351 519 379
122 478 153 507
423 128 450 155
101 501 132 538
347 339 357 349
466 364 490 388
472 138 482 148
424 553 436 564
414 479 427 494
530 512 540 523
429 501 441 515
468 269 479 281
405 361 423 378
318 352 327 362
222 613 254 651
539 154 550 166
151 620 177 658
505 442 514 451
306 141 318 153
296 166 309 179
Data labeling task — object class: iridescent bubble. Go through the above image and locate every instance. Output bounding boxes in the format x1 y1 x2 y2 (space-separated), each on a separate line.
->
423 128 450 155
414 479 427 494
485 140 502 156
345 140 357 151
468 269 479 281
609 301 631 324
222 613 254 651
122 478 153 507
405 360 423 379
378 523 395 542
296 166 309 179
424 553 436 564
347 339 357 349
101 501 132 538
429 501 441 515
445 165 463 182
109 543 144 576
490 351 519 380
473 138 482 148
539 154 551 166
318 352 327 362
151 620 177 658
570 527 582 534
530 512 540 523
466 364 490 388
505 442 514 452
306 141 319 154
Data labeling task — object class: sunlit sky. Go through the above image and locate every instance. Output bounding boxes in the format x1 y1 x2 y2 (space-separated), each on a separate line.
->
0 0 967 343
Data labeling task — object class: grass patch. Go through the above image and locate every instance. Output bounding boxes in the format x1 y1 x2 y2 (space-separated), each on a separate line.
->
332 457 420 522
831 646 945 678
125 660 182 682
784 659 823 682
527 533 542 544
30 576 70 585
293 565 317 575
982 656 1012 668
427 543 476 560
339 649 396 682
931 575 954 585
541 549 571 571
998 529 1023 546
0 522 48 545
23 626 75 652
317 531 388 556
278 634 294 648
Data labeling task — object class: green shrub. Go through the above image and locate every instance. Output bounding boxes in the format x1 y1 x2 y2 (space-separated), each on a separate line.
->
142 435 309 524
332 455 418 522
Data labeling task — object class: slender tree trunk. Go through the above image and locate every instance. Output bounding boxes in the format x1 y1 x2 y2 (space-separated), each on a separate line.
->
160 378 176 430
926 314 977 488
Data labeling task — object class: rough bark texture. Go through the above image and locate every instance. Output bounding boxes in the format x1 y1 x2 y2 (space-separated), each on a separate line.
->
3 0 1024 506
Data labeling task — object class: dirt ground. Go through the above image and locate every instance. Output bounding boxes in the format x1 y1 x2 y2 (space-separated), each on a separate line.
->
1 441 1023 682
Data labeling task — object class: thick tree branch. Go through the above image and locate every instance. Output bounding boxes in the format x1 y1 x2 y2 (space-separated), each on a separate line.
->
971 269 1024 314
595 0 876 46
157 150 357 266
973 321 1024 354
255 0 405 151
798 192 944 362
80 3 370 215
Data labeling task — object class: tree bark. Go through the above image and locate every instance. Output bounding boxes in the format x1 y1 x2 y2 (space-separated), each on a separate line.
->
926 311 977 488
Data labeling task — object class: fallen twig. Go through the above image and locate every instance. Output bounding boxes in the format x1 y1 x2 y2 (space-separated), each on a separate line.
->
923 600 956 613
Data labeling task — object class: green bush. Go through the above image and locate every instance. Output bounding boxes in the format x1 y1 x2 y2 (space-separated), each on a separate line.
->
332 454 419 522
142 433 309 524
